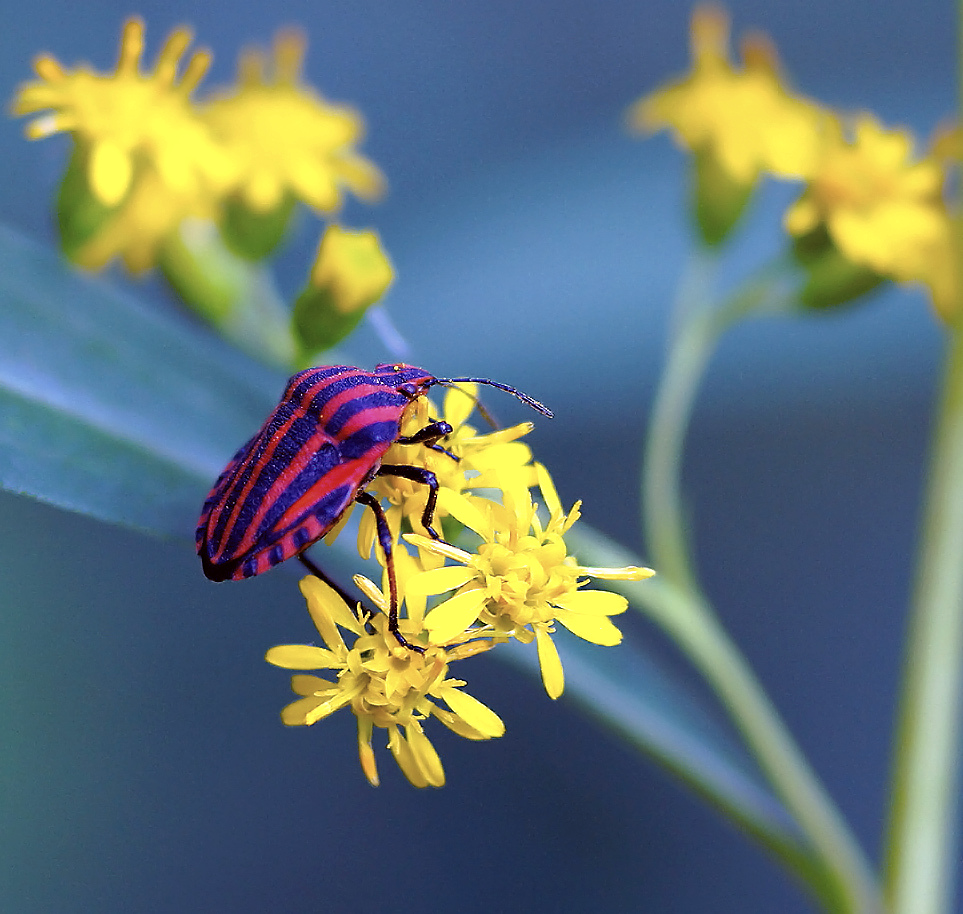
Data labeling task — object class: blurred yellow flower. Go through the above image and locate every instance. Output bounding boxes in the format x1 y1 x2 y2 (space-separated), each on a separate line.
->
309 224 394 314
202 29 384 215
291 224 396 355
785 115 956 318
11 18 235 271
266 575 503 788
629 4 824 185
406 465 654 699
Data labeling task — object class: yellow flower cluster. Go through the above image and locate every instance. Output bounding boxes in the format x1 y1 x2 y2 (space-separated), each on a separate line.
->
630 4 957 318
11 18 382 274
628 4 824 186
267 386 654 787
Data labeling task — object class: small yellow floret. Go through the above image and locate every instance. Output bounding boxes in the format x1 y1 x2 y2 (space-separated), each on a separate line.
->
310 224 394 314
406 464 655 699
265 575 503 788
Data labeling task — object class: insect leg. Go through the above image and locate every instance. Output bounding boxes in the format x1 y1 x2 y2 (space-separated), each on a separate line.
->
396 419 458 460
377 464 444 540
297 553 373 624
356 490 425 653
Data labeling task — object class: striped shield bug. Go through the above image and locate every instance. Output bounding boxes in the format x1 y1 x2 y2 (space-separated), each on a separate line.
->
196 363 552 649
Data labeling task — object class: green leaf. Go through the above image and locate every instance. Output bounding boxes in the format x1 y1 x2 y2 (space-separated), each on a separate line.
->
0 223 284 537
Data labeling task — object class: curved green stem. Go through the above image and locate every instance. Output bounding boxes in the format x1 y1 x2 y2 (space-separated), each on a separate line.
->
883 308 963 914
634 253 882 911
567 525 884 914
642 254 796 594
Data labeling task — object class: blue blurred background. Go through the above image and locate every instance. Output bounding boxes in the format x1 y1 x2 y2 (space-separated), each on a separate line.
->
0 1 955 911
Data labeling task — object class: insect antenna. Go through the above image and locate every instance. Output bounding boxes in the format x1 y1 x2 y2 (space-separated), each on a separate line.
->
435 376 554 418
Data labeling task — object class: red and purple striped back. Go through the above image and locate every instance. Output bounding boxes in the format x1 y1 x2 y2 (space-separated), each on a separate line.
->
196 364 435 581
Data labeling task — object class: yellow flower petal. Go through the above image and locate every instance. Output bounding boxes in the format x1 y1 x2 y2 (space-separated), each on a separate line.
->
388 726 428 788
290 674 331 696
406 723 445 787
444 383 478 429
535 626 565 699
357 717 379 787
88 140 133 205
408 564 476 598
264 644 338 669
439 687 505 737
554 609 623 646
425 587 489 644
553 589 628 616
536 462 562 517
299 575 358 645
280 693 346 726
404 532 473 564
435 488 491 539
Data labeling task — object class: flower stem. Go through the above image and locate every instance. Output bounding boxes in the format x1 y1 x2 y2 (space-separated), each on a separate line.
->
883 316 963 914
642 254 794 594
567 526 883 913
642 577 883 913
635 254 882 910
882 9 963 908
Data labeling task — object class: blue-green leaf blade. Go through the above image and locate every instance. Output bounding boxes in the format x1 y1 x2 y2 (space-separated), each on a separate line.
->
0 224 282 536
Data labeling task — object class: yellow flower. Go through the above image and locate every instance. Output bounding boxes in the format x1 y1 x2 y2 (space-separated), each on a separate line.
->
265 575 504 788
629 4 824 185
785 114 956 317
308 225 394 315
405 465 655 699
11 18 234 270
291 224 396 356
201 29 384 215
358 383 538 551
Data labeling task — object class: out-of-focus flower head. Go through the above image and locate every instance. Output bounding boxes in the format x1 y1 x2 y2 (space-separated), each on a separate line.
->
266 575 504 788
202 29 384 219
629 4 825 186
11 18 235 272
291 224 395 358
786 114 956 317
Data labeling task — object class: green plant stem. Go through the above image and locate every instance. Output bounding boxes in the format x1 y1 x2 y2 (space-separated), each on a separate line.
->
567 525 883 913
641 248 716 593
883 321 963 914
161 220 295 369
644 578 883 913
881 10 963 909
642 255 794 595
634 254 883 911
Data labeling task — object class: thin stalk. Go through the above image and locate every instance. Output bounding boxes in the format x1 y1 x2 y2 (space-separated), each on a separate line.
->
883 316 963 914
636 253 881 910
882 8 963 909
568 525 884 914
641 256 794 595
